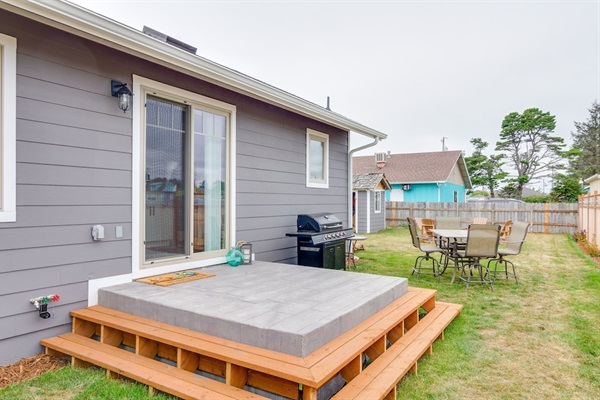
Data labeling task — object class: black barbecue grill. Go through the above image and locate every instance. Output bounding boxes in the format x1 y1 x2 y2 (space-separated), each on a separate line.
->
286 213 354 270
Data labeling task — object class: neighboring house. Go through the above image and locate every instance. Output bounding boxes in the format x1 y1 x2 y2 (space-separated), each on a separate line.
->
585 174 600 193
353 151 472 202
352 173 391 233
522 186 546 198
0 1 386 365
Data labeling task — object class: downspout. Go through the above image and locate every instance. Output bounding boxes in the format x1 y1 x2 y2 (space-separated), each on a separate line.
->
348 136 380 228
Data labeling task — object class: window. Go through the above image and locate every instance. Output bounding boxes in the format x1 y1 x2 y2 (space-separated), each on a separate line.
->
306 129 329 188
374 191 382 213
135 77 234 266
0 34 16 223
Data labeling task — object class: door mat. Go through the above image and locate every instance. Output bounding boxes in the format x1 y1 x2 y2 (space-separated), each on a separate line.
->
136 271 215 286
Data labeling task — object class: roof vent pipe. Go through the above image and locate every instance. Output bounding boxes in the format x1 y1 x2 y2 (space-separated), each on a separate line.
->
326 96 331 111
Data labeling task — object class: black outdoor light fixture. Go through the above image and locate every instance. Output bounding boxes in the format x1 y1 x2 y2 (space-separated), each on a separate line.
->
111 80 133 113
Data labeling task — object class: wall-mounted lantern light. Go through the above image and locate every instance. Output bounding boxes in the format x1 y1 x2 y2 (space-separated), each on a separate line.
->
111 80 133 113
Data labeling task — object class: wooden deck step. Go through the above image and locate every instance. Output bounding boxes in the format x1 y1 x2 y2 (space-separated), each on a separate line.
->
331 302 463 400
42 287 460 399
42 333 268 400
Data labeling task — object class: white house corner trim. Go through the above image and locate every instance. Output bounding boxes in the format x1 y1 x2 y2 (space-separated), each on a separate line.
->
88 274 133 306
366 191 371 234
0 33 17 222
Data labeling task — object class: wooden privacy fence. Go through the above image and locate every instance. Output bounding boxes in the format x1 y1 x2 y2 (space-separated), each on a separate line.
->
387 201 578 234
578 192 600 247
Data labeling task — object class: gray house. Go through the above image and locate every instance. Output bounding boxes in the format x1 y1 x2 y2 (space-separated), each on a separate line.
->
352 173 391 233
0 0 386 365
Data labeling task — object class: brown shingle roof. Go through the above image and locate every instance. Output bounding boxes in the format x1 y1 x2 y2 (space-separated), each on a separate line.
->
353 150 471 188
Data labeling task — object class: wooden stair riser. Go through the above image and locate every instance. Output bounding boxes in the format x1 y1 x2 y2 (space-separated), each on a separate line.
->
331 302 462 400
42 333 268 400
42 287 460 400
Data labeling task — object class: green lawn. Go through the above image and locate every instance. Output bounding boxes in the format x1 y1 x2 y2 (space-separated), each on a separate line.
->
354 228 600 399
1 228 598 399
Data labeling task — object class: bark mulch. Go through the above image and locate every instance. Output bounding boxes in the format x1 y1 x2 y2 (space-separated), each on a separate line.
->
0 353 69 390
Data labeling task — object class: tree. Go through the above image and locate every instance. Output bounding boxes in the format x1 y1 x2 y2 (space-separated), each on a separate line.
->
570 101 600 179
549 174 584 203
465 138 508 197
495 108 567 198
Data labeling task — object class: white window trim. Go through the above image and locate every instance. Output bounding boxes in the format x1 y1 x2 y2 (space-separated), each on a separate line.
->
374 191 382 213
306 128 329 188
131 75 237 278
0 34 17 223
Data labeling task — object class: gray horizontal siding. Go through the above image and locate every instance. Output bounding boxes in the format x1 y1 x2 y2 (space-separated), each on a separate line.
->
1 259 125 298
0 241 132 274
17 164 131 188
356 191 368 233
0 325 74 366
18 119 132 152
1 282 87 318
17 186 131 206
235 103 350 264
0 305 73 341
0 8 353 365
0 10 134 366
18 141 130 170
0 206 131 228
0 225 131 251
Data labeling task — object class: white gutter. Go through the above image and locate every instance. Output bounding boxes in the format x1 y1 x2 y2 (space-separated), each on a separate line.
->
348 136 380 229
1 0 387 140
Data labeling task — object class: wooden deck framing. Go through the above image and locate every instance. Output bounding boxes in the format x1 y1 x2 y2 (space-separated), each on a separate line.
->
42 287 462 400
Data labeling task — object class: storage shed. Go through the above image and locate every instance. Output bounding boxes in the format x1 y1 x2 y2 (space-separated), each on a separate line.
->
352 173 391 233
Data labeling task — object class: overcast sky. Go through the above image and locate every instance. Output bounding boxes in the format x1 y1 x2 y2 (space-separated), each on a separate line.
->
70 0 599 158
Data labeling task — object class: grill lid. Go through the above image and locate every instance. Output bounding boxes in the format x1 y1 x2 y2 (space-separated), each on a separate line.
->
297 212 343 232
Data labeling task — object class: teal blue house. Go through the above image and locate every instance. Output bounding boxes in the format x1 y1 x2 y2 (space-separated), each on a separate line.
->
353 150 472 203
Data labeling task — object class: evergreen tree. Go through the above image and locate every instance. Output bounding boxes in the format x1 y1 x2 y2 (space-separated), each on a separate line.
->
465 138 508 197
550 174 584 203
496 108 566 198
570 101 600 179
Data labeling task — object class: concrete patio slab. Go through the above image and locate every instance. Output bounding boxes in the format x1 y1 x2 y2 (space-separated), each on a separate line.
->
98 261 408 357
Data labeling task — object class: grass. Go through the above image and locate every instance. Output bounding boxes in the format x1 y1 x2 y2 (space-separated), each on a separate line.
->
354 228 600 400
0 228 598 399
0 365 175 399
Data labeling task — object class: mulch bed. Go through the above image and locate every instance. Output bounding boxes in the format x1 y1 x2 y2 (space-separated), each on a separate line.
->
0 353 69 389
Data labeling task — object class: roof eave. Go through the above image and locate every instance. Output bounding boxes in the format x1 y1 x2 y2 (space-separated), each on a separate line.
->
584 174 600 184
2 0 387 140
440 152 472 189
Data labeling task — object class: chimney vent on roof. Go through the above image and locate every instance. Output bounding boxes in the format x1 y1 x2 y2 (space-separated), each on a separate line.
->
375 152 387 168
143 26 197 54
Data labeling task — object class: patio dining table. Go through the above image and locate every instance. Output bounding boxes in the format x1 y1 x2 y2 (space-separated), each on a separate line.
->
431 229 468 283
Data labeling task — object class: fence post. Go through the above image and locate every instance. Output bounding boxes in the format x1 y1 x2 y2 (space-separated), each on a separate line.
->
544 203 549 233
594 190 598 246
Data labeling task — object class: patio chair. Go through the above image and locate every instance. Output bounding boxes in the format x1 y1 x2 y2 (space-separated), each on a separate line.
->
407 217 443 281
456 223 501 290
499 220 512 243
420 218 436 242
435 216 462 230
488 221 529 284
435 216 464 254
